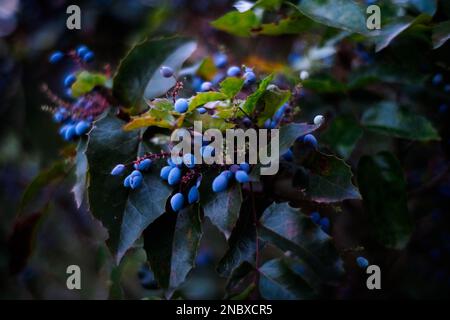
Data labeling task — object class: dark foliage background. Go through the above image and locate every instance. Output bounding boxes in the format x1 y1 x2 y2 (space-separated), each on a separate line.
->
0 0 449 299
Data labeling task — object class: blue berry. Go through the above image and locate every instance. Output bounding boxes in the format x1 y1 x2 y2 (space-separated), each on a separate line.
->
170 193 184 212
319 217 330 233
53 109 67 123
212 174 228 192
131 170 142 177
188 186 200 204
282 149 293 161
168 167 182 185
432 73 443 85
303 134 318 149
64 124 77 140
183 153 197 168
264 118 273 129
123 175 131 188
213 52 228 68
197 107 207 114
82 51 94 63
64 74 77 88
111 164 125 176
239 162 250 173
220 170 233 180
160 66 174 78
273 104 287 122
201 145 215 159
174 98 189 113
227 66 241 77
230 164 240 173
75 120 90 135
356 256 369 269
243 117 252 126
235 170 249 183
76 45 89 57
160 166 172 180
130 174 143 189
200 81 212 92
310 212 321 224
49 51 64 64
244 71 256 85
137 158 152 171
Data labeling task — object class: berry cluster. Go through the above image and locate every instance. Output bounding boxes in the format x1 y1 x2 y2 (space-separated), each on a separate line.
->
310 211 330 233
44 45 111 141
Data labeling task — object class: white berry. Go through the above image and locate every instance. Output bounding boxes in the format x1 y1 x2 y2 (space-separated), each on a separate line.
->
314 115 325 126
300 70 309 80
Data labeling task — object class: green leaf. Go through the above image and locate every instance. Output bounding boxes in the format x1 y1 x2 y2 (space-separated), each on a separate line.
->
196 57 218 80
250 122 319 180
242 74 274 114
117 160 172 262
217 201 262 277
259 257 317 300
18 160 69 214
295 0 367 34
257 87 291 126
86 114 172 262
144 206 202 296
71 71 107 98
113 37 196 113
201 182 242 239
259 15 314 35
220 77 245 98
188 92 228 112
259 202 344 282
432 20 450 49
357 152 413 249
185 112 235 131
349 63 427 87
321 115 363 159
361 101 440 141
72 139 88 208
211 10 260 37
406 0 437 15
370 16 416 52
123 99 178 131
255 0 284 10
302 152 361 202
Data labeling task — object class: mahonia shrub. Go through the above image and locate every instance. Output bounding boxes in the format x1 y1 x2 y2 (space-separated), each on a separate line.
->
22 0 449 299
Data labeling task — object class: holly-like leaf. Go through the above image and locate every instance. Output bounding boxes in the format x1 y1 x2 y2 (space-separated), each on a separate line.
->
217 200 262 277
201 182 242 240
113 37 196 113
242 74 274 114
220 77 245 98
295 0 367 34
361 101 440 141
196 57 218 81
185 112 235 131
259 202 344 283
86 114 172 262
188 92 228 112
117 160 172 262
370 16 417 52
259 15 314 36
432 20 450 49
144 206 202 296
71 71 107 98
259 257 317 300
211 10 260 37
257 86 291 126
357 152 413 249
72 139 88 208
321 115 363 159
18 160 70 214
